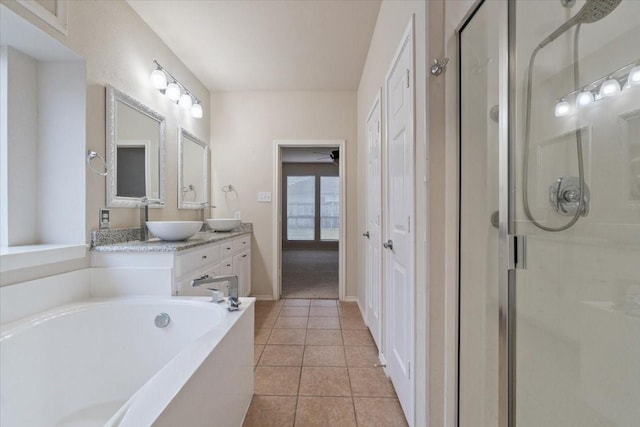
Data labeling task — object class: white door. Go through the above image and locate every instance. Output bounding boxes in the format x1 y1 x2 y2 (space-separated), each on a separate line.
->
384 19 414 425
365 92 383 352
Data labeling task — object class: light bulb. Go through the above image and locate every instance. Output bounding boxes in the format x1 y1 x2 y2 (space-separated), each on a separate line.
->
150 68 167 90
628 65 640 86
191 102 203 119
555 99 570 117
179 93 193 110
165 82 181 102
599 78 620 98
576 90 594 108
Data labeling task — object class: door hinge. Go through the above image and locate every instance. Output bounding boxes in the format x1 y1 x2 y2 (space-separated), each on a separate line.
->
406 69 410 88
508 234 527 270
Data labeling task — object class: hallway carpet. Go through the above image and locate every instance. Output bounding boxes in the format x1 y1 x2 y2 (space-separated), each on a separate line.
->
282 249 338 299
245 299 408 427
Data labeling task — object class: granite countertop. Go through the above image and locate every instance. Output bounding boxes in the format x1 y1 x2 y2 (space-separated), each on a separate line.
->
91 223 252 253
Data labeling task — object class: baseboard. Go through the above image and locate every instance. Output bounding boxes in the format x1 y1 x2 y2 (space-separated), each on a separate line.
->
252 294 276 301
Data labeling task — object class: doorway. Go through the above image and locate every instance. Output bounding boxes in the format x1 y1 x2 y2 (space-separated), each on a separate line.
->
273 140 346 301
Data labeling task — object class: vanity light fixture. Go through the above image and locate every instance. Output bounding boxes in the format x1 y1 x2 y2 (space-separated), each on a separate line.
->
556 59 639 116
150 60 203 119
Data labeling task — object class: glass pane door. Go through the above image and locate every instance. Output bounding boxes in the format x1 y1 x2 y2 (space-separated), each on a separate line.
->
513 0 640 425
287 175 315 240
458 1 500 425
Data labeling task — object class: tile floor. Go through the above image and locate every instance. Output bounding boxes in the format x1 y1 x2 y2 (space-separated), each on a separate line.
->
243 299 408 427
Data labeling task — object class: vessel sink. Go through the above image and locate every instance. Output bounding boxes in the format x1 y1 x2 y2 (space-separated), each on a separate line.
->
206 218 241 232
146 221 203 241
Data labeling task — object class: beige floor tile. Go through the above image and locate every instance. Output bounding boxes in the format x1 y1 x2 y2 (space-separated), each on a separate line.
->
280 306 310 317
254 344 265 366
345 345 380 367
309 306 339 317
257 300 285 307
303 345 346 367
294 397 356 427
255 314 278 329
267 328 307 345
283 299 311 306
255 303 282 316
342 329 375 346
338 305 362 318
243 395 297 427
310 299 338 307
299 367 351 397
353 397 408 426
348 367 396 397
340 315 367 330
258 345 304 366
305 329 344 346
255 328 272 345
274 316 309 329
254 366 301 396
307 316 341 330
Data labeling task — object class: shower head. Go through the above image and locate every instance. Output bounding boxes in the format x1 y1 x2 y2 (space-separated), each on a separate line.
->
538 0 622 48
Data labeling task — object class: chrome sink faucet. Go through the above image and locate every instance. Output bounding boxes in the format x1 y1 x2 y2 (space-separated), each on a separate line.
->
191 274 241 311
140 197 149 241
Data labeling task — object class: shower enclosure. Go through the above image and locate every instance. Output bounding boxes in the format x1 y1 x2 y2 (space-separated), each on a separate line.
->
458 0 640 425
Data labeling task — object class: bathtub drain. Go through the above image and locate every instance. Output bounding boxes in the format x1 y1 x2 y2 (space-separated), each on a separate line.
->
155 312 171 328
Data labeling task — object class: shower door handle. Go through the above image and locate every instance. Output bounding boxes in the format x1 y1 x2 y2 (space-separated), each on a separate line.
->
383 240 394 251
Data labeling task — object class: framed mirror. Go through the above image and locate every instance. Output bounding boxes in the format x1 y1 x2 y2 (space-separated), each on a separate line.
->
106 85 166 207
178 127 209 209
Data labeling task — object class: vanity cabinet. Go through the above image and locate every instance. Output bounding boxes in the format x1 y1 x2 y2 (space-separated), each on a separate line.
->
91 233 252 298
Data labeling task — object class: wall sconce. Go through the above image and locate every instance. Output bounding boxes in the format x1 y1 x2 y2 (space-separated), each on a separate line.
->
554 59 639 117
150 60 203 119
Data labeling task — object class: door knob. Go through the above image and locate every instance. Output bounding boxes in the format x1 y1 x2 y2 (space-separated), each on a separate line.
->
362 231 370 239
382 240 394 250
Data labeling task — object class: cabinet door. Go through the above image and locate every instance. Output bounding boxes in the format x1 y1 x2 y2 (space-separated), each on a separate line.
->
232 250 251 297
219 257 233 275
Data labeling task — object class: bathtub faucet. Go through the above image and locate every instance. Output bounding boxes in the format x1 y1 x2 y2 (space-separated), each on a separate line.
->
191 274 241 311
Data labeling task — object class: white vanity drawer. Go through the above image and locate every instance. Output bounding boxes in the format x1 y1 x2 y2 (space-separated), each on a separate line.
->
219 257 233 275
232 235 250 252
220 240 234 256
175 244 220 277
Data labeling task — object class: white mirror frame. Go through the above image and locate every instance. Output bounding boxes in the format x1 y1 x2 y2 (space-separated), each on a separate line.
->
106 85 166 208
178 127 209 210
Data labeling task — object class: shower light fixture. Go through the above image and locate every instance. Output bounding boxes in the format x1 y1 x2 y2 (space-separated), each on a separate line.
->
555 60 639 117
149 60 203 119
629 65 640 86
576 90 594 107
599 77 621 98
555 99 570 117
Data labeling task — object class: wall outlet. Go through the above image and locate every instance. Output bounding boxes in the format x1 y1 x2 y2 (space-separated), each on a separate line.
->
99 208 110 229
258 192 272 202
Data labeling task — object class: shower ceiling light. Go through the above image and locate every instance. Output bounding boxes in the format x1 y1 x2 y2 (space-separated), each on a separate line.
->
149 60 203 119
599 78 621 98
576 90 594 107
555 99 570 117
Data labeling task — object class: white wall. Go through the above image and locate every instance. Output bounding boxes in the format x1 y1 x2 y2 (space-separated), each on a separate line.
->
1 0 210 285
210 91 357 299
356 1 427 425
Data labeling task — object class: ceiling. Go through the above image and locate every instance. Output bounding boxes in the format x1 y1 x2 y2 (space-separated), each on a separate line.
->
127 0 381 92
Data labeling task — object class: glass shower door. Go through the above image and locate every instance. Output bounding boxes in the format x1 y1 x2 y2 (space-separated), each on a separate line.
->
512 0 640 425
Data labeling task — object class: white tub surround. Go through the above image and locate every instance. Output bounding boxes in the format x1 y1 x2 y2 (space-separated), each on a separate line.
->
92 229 252 298
1 296 255 427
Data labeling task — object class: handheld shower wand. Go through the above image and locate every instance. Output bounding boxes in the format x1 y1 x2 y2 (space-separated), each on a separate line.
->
538 0 622 48
523 0 622 232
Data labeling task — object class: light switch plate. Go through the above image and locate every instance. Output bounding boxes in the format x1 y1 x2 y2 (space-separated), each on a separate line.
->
258 192 272 202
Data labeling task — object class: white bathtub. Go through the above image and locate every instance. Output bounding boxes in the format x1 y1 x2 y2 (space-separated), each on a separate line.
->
0 296 255 427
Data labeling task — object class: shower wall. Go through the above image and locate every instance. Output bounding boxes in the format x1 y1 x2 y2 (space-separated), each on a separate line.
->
513 1 640 425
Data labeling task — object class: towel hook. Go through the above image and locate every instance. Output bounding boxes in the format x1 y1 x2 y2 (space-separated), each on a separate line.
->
87 150 108 176
431 58 449 76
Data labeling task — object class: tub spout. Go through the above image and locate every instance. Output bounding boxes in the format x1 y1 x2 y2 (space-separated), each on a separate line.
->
191 274 240 311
